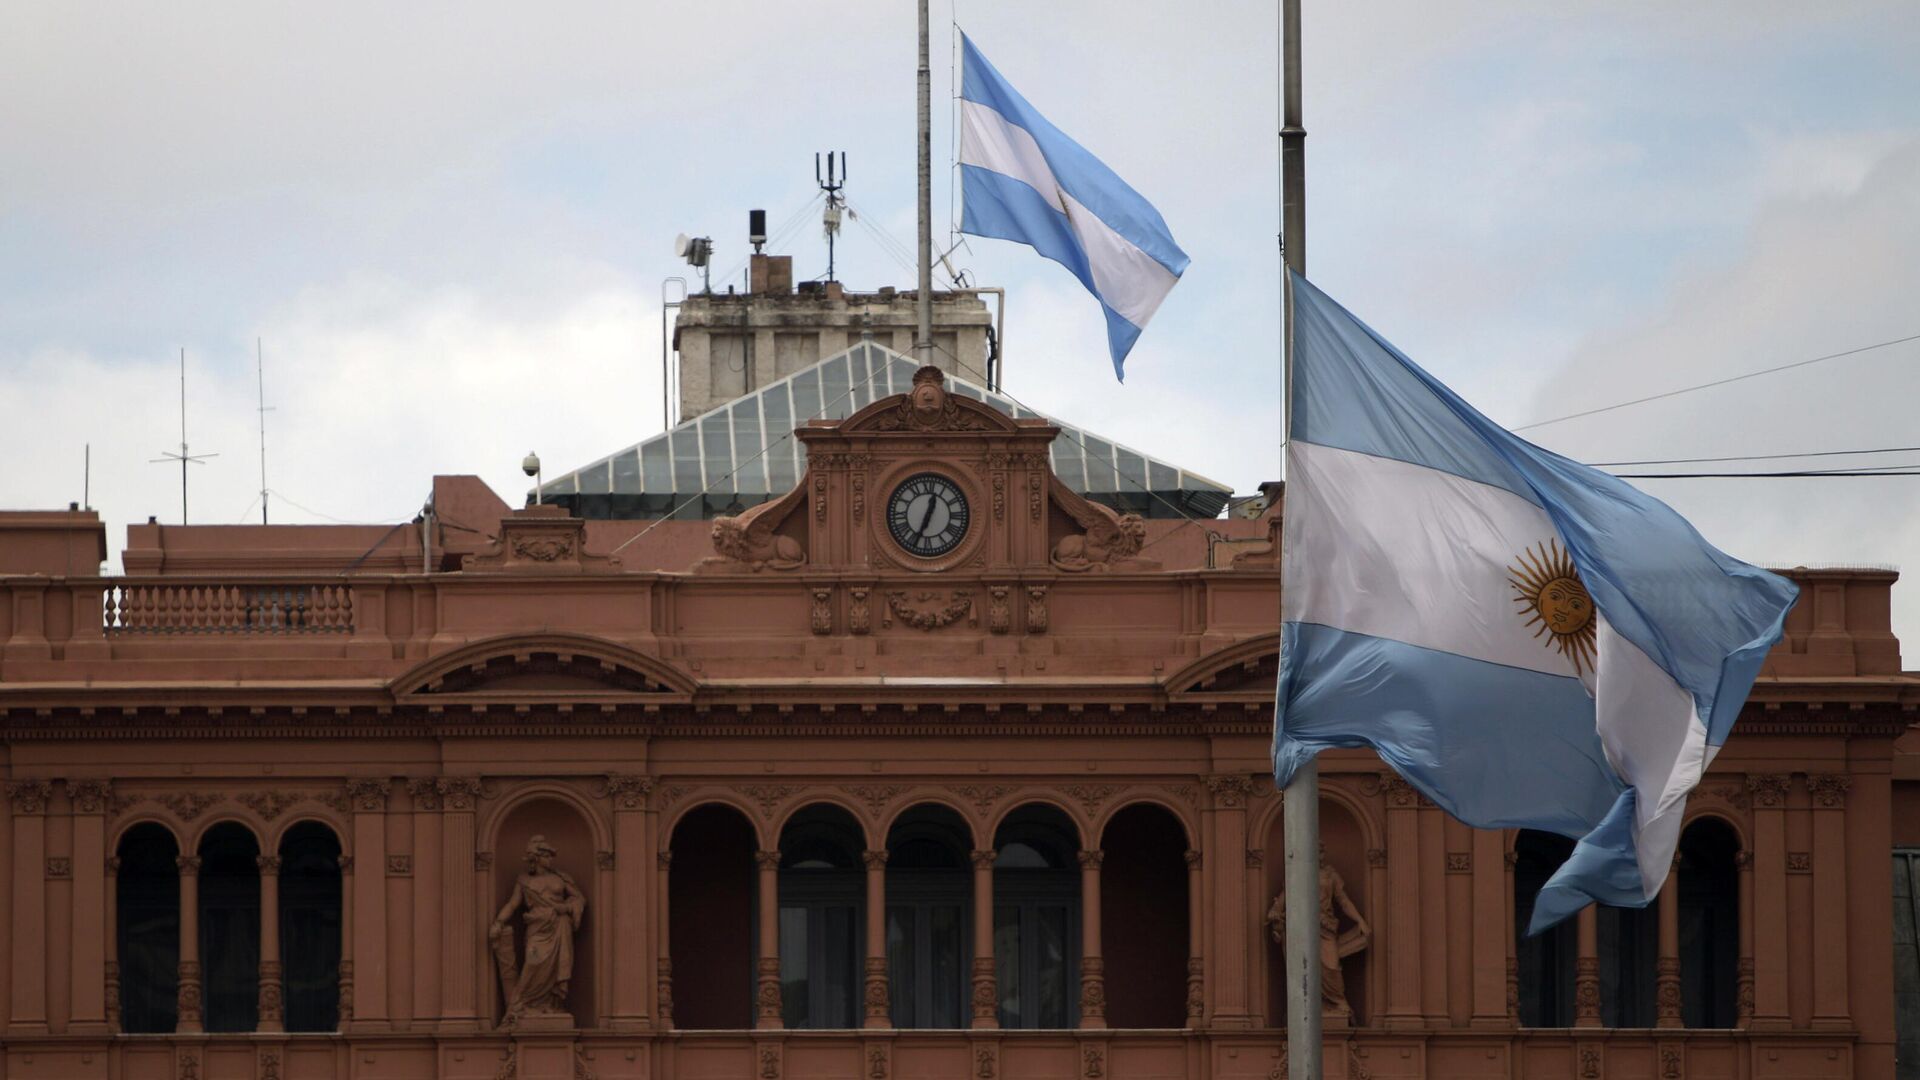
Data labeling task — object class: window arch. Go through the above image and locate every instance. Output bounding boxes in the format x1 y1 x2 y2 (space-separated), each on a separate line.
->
885 804 971 1028
1514 830 1577 1027
1679 817 1740 1028
116 823 180 1033
669 803 757 1029
1099 803 1189 1028
778 804 865 1029
993 804 1080 1029
278 821 342 1032
199 822 261 1032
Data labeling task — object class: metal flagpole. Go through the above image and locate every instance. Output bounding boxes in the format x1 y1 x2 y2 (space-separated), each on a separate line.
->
916 0 935 363
1279 0 1321 1076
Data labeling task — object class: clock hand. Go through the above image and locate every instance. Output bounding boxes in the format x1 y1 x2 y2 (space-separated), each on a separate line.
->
913 495 938 541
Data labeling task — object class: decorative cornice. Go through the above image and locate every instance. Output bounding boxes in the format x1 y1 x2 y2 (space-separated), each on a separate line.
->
1204 774 1256 808
1380 772 1418 809
1806 773 1851 808
1745 773 1791 808
404 778 441 811
436 777 483 810
602 774 654 810
344 778 389 811
69 779 112 814
6 780 52 815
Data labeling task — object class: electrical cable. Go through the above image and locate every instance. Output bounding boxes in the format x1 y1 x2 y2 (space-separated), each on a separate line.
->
1587 444 1920 468
1512 331 1920 431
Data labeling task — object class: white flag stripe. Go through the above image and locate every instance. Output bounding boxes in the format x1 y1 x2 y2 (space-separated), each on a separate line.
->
1284 439 1581 680
960 99 1179 330
1593 614 1709 895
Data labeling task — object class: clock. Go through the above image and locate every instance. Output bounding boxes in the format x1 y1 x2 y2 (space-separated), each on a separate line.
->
886 472 971 558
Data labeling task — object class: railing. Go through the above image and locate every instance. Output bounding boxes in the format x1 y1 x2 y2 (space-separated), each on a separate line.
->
102 582 354 635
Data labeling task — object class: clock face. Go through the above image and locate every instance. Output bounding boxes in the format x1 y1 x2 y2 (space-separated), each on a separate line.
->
887 472 971 558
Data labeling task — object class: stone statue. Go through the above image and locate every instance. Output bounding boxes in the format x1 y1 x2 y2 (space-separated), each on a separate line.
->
1266 844 1371 1020
490 835 586 1027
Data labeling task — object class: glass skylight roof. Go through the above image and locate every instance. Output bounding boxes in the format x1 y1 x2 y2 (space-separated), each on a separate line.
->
538 342 1232 521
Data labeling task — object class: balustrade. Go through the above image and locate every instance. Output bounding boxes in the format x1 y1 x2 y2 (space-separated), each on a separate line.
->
102 582 353 635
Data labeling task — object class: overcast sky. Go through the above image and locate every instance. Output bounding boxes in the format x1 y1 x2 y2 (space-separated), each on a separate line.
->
3 2 1917 658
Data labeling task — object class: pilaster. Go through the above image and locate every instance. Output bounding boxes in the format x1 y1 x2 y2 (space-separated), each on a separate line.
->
406 779 442 1028
970 848 997 1029
67 779 110 1034
257 854 283 1032
345 777 391 1030
1573 906 1600 1027
1655 858 1681 1029
438 778 482 1032
1747 772 1791 1029
1468 828 1507 1028
607 775 652 1030
755 849 782 1029
1184 849 1205 1026
1806 773 1851 1030
6 780 50 1033
1380 773 1422 1028
1078 848 1105 1029
177 854 203 1033
1203 774 1254 1027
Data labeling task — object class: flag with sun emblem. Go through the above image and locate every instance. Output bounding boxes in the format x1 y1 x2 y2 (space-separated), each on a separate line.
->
1272 269 1799 932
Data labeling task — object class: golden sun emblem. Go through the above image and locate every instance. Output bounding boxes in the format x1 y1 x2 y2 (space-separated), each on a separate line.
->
1509 538 1597 676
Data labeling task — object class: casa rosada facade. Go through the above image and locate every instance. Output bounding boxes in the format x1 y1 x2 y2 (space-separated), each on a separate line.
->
0 369 1913 1080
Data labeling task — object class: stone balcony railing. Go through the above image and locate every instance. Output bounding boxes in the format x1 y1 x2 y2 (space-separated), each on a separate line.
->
101 580 354 635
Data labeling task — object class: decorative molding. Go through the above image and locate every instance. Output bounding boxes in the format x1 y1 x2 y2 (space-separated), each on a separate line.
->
810 588 834 635
868 1045 888 1080
1245 850 1264 869
657 957 673 1024
862 849 890 870
1204 774 1256 808
7 780 53 814
474 852 492 872
953 784 1014 814
597 850 615 871
602 774 654 810
1661 1048 1682 1079
741 784 801 818
1380 772 1418 809
864 955 890 1020
405 778 442 811
45 856 71 879
177 960 203 1026
1184 848 1202 870
1446 852 1471 874
970 848 996 871
657 850 673 870
1656 957 1682 1025
1736 957 1755 1023
1061 783 1117 817
988 585 1011 634
344 778 390 811
386 855 412 876
177 855 203 875
106 855 121 876
258 960 284 1024
1082 1044 1105 1080
69 779 112 814
1366 848 1387 868
1786 852 1812 873
256 854 282 874
1574 956 1601 1023
1186 957 1204 1018
1578 1047 1601 1080
759 1045 781 1080
1077 849 1104 870
1025 585 1049 634
755 957 782 1020
842 784 908 816
1806 773 1851 808
971 956 997 1021
885 589 974 630
159 791 225 821
337 854 355 873
437 777 483 810
976 1045 997 1079
238 791 302 820
1745 773 1791 808
755 849 782 871
848 587 872 635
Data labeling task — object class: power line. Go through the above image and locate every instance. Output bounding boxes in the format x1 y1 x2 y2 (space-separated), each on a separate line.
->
1614 468 1920 479
1512 331 1920 432
1587 444 1920 468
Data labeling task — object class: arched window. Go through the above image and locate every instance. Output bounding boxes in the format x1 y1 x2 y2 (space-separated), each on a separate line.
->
886 804 971 1028
1514 830 1576 1027
1598 901 1657 1027
779 804 864 1028
116 824 180 1033
279 822 342 1032
669 804 756 1029
1100 804 1189 1028
993 804 1080 1029
1678 818 1740 1028
199 822 261 1032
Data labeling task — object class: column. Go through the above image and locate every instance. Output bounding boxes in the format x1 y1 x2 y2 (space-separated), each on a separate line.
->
1747 773 1790 1029
346 777 390 1030
1381 774 1422 1028
1736 849 1755 1027
970 848 997 1029
68 780 110 1033
609 776 652 1030
257 855 284 1032
438 778 481 1031
406 780 442 1027
1469 829 1507 1028
1573 906 1600 1028
1203 775 1254 1027
656 851 674 1029
1807 774 1851 1029
105 855 121 1033
177 854 203 1033
1185 849 1204 1027
1078 849 1105 1029
1655 860 1681 1029
755 849 781 1029
863 849 889 1028
338 854 355 1025
7 781 50 1032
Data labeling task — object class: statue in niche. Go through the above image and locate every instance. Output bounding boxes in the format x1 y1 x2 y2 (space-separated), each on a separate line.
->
1266 843 1371 1020
490 835 586 1027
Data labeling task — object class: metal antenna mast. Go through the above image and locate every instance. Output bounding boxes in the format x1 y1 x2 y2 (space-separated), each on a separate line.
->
256 337 274 524
816 151 848 282
915 0 934 362
150 347 217 525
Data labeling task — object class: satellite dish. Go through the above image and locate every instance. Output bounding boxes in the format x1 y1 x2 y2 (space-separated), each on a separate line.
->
673 233 692 258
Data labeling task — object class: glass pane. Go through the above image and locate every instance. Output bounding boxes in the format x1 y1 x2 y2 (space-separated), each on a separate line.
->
820 356 851 418
670 428 703 503
995 905 1021 1028
578 457 611 495
1079 435 1118 494
763 384 796 493
930 903 963 1028
888 906 916 1028
612 450 640 494
1052 427 1087 491
731 401 766 497
1115 448 1148 496
1036 904 1068 1029
792 369 822 423
780 906 810 1029
821 904 857 1028
701 414 734 491
640 437 671 493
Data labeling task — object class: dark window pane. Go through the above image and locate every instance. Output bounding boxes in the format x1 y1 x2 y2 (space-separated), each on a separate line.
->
995 905 1021 1029
887 906 916 1028
929 903 963 1028
779 906 810 1029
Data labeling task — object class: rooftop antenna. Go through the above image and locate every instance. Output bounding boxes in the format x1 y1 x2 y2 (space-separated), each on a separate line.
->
256 337 275 524
149 346 216 525
674 233 713 293
816 150 847 282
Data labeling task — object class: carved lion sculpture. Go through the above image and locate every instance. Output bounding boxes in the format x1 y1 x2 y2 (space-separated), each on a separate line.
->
708 515 804 571
1050 512 1148 572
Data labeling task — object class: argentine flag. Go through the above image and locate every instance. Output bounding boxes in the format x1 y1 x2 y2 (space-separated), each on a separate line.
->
958 33 1189 381
1274 271 1798 931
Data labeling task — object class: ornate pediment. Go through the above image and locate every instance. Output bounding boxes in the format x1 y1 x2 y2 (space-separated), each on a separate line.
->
463 507 620 574
840 366 1021 435
390 633 695 698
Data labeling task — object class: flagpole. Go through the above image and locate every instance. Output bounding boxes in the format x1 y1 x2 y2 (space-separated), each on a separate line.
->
915 0 935 363
1279 0 1322 1076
